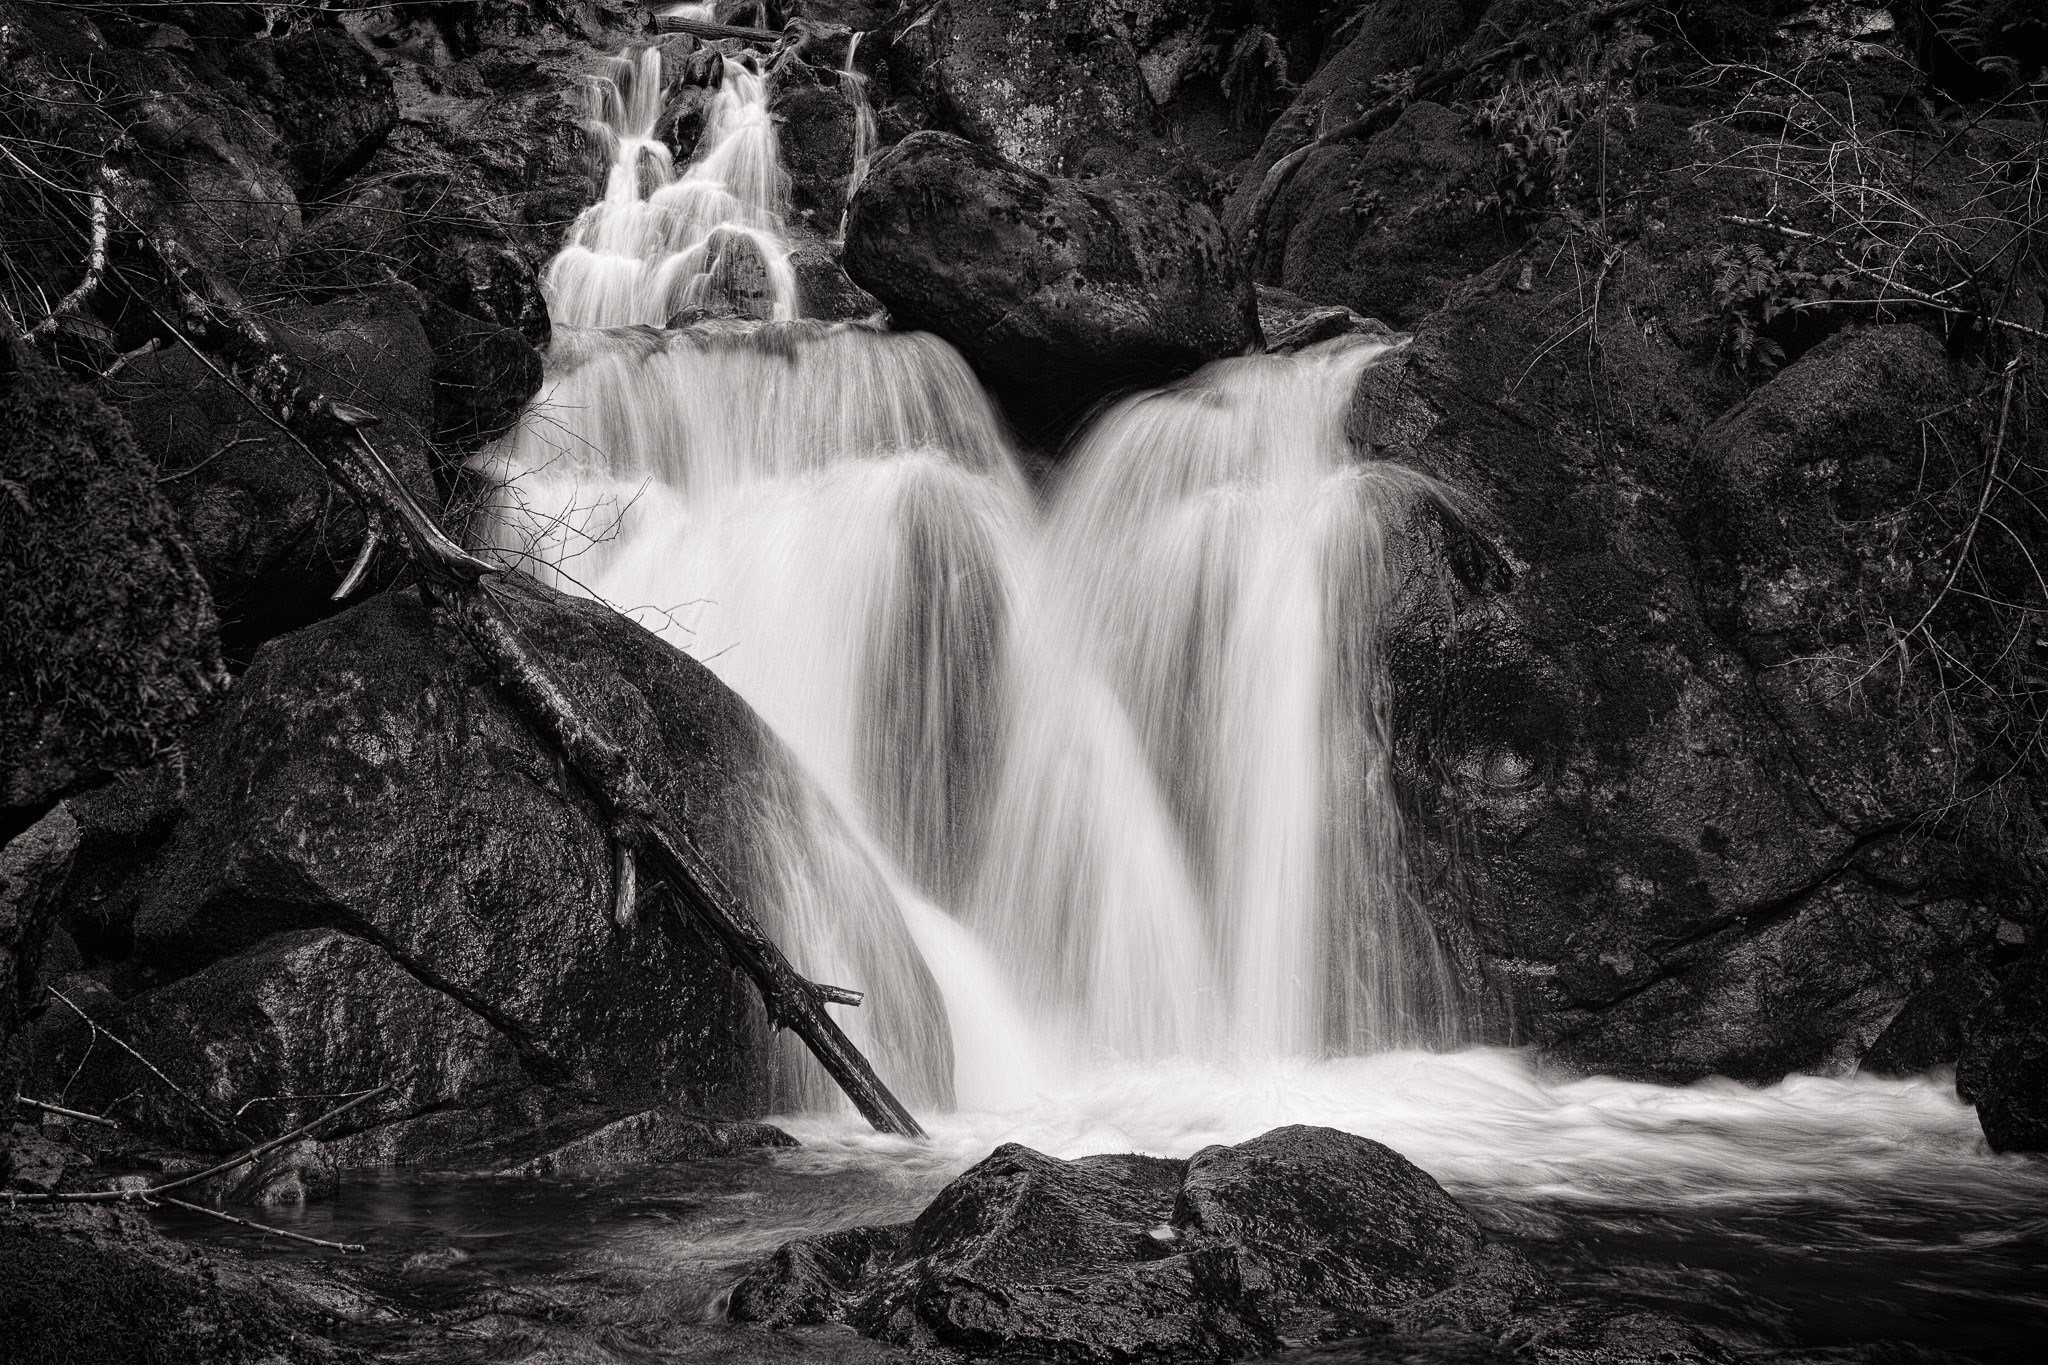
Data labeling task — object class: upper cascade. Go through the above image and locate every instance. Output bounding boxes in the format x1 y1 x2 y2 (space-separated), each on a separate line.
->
544 42 797 328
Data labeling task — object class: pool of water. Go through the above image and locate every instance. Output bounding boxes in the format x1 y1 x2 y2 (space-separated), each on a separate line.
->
159 1050 2048 1363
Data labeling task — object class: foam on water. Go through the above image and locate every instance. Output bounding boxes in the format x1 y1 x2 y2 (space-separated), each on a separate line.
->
773 1049 2034 1215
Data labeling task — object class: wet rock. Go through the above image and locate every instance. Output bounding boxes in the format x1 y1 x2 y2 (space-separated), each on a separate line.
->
1257 284 1394 353
770 63 865 234
1861 963 2003 1077
844 131 1262 440
1172 1125 1488 1338
732 1125 1529 1361
29 578 777 1156
1957 953 2048 1152
0 341 224 841
459 1107 796 1178
220 1138 340 1208
110 288 440 659
35 927 518 1154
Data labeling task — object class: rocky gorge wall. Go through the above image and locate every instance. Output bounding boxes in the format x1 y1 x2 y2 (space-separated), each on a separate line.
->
2 0 2045 1173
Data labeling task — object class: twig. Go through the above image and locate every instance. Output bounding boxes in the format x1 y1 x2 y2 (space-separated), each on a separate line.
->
47 987 250 1143
16 1097 118 1128
155 1196 367 1253
8 1068 414 1205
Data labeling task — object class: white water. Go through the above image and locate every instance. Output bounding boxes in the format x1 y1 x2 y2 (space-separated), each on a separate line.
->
480 43 2013 1202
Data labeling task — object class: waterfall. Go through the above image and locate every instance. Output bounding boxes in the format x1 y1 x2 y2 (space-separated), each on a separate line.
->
481 43 1462 1113
546 44 797 327
837 34 876 243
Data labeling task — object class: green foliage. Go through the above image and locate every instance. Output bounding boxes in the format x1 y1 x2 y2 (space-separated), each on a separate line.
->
0 340 224 816
1934 0 2048 83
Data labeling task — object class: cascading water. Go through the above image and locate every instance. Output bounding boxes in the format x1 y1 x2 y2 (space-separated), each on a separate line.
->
480 40 1463 1110
546 42 796 327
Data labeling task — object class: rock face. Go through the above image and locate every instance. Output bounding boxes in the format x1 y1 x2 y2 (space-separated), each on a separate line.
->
1352 95 2039 1084
730 1125 1534 1360
29 580 779 1155
844 131 1262 438
1957 953 2048 1152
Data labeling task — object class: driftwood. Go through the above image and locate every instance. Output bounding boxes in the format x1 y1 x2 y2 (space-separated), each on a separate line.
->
157 1196 367 1253
145 232 925 1139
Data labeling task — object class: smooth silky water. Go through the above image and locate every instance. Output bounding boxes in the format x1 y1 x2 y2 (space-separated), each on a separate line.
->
167 43 2048 1362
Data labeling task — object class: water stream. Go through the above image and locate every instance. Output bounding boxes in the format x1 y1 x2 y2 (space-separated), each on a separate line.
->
196 40 2048 1361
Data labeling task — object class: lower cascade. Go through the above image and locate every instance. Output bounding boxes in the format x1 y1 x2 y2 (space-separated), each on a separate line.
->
479 44 1464 1110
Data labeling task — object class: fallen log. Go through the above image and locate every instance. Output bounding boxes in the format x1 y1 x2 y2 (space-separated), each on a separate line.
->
144 229 925 1139
655 14 782 44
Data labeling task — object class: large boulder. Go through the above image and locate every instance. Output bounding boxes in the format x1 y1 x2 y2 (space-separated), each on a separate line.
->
28 579 781 1156
730 1125 1535 1360
110 288 442 659
0 341 223 841
844 131 1262 440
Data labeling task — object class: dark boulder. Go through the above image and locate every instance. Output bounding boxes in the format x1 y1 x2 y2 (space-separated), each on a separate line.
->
0 341 223 841
28 579 780 1157
0 807 80 1103
417 296 545 448
844 131 1262 441
1957 953 2048 1152
1345 101 2030 1079
731 1125 1529 1361
110 288 441 659
1861 963 2004 1077
1251 100 1509 327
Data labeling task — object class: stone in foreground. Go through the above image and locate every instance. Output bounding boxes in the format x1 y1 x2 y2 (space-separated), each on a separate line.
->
729 1124 1536 1362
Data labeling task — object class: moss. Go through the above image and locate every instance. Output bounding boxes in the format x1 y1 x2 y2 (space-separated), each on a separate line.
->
0 339 223 837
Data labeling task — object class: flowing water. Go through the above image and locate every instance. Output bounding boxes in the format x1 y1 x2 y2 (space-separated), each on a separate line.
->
176 40 2048 1362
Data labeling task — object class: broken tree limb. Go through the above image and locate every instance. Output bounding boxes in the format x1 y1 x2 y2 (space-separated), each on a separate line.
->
10 1069 414 1205
156 1195 368 1253
22 184 107 343
437 586 922 1136
16 1097 119 1127
148 233 926 1140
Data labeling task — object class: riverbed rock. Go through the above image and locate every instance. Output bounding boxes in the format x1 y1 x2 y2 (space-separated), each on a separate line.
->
731 1125 1533 1360
27 579 778 1156
844 131 1262 440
